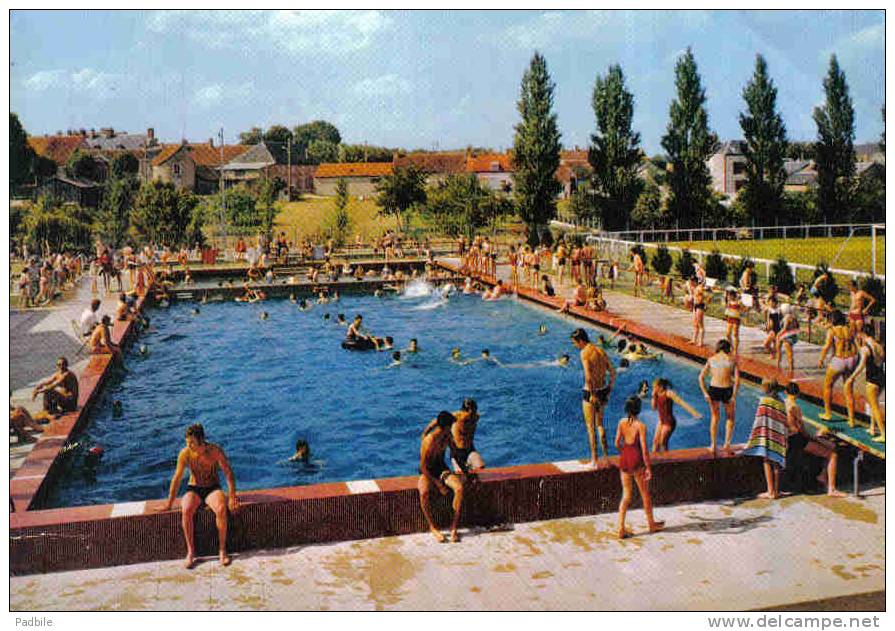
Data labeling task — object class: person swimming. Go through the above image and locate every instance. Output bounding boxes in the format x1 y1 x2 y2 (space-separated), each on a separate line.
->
636 380 650 398
139 344 149 356
407 338 419 353
390 351 402 366
538 324 548 335
317 291 329 304
298 299 310 311
289 293 297 304
289 439 310 463
191 308 200 316
374 289 383 298
450 347 463 363
337 313 347 325
260 311 269 320
323 313 331 321
618 358 630 371
372 336 394 351
558 354 570 367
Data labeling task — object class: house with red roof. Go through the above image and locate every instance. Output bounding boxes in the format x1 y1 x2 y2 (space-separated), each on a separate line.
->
27 135 88 167
313 161 394 197
151 141 249 193
464 152 514 192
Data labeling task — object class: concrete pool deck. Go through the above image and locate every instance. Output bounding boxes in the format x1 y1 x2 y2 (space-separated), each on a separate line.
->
10 485 885 611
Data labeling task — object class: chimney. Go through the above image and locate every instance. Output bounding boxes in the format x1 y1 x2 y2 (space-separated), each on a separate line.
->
79 128 87 136
147 128 155 142
100 127 114 138
209 137 214 148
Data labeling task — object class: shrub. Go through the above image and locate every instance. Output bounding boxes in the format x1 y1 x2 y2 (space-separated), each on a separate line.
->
651 245 672 275
769 257 796 295
704 249 727 282
859 276 885 316
675 248 695 279
812 262 840 305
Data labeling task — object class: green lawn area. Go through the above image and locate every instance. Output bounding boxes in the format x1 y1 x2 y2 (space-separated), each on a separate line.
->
273 195 397 242
667 236 885 275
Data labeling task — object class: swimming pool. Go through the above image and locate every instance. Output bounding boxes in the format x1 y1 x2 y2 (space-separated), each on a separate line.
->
42 281 825 508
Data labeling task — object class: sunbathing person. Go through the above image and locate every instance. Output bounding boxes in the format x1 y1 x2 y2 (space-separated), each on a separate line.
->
31 357 79 422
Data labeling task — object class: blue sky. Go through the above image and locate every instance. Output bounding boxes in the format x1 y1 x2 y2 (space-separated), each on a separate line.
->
10 10 885 154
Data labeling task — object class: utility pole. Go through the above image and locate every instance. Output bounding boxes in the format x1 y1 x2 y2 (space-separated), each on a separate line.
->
219 127 226 256
287 135 292 201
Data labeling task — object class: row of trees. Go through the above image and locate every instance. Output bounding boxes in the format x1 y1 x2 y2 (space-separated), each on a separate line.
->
238 120 396 165
511 49 882 238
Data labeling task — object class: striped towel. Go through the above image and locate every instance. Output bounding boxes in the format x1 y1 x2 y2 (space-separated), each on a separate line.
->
742 396 789 468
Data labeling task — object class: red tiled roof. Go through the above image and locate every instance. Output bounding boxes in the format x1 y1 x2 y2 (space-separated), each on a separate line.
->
560 149 590 165
394 152 466 175
27 135 87 165
188 143 248 167
152 143 248 167
465 153 514 173
151 144 183 166
315 162 394 178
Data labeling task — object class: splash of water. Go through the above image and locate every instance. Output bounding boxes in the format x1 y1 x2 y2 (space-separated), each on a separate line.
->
401 278 435 298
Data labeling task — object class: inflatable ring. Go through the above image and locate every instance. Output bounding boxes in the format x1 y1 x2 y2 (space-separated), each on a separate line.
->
341 337 377 351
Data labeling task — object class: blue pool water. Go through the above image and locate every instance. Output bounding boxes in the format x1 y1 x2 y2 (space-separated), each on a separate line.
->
43 281 825 508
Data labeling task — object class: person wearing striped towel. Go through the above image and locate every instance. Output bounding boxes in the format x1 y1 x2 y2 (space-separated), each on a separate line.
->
742 378 788 499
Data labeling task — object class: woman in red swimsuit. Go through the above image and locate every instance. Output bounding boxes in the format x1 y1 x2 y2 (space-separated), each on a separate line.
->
651 378 701 453
615 396 665 539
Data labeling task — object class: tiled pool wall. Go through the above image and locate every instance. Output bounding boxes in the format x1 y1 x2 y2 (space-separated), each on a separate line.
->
7 262 877 575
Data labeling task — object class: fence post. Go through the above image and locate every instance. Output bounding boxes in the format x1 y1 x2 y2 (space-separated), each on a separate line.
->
713 229 717 242
872 224 877 276
759 227 764 240
765 260 771 283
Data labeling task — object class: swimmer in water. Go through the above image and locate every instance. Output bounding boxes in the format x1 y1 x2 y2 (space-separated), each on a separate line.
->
407 338 419 353
260 311 269 320
191 308 200 316
636 380 650 398
323 313 331 321
288 439 310 463
390 351 402 366
139 344 149 356
331 291 340 302
480 349 502 366
317 291 329 304
298 299 310 311
289 294 297 304
450 348 463 363
558 354 570 367
538 324 548 335
374 289 383 298
372 336 394 351
337 313 347 326
200 293 208 305
617 358 630 371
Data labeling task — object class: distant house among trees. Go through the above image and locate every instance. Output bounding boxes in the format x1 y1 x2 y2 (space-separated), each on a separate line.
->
151 141 248 194
220 140 315 195
37 174 103 209
314 162 394 197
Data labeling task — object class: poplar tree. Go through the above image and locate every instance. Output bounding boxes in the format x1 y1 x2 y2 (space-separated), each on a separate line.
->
661 48 717 228
589 64 643 231
738 54 788 225
813 55 855 222
513 52 562 245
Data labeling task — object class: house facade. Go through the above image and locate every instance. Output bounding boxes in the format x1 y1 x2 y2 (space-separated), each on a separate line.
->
465 152 514 191
220 141 315 195
37 174 103 209
313 162 394 197
151 142 248 193
707 140 748 196
394 151 467 186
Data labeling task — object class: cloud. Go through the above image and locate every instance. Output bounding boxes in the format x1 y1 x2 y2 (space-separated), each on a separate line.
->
820 21 884 64
352 74 411 98
24 69 66 90
147 9 391 55
499 10 711 50
23 67 120 99
192 81 254 108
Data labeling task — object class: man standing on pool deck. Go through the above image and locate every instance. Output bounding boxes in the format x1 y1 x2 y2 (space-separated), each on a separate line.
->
159 423 238 568
571 328 616 467
419 411 464 543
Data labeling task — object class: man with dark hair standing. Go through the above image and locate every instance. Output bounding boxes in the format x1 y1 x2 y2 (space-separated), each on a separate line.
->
419 411 464 543
571 328 616 467
159 423 238 568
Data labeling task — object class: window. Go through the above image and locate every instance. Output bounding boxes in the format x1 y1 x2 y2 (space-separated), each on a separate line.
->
173 163 182 176
732 161 747 175
490 161 500 172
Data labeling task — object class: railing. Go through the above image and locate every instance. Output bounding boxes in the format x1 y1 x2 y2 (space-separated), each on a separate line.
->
600 222 882 244
586 235 885 285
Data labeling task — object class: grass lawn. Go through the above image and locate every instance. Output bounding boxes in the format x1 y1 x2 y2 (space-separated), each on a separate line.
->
667 236 885 275
273 195 397 242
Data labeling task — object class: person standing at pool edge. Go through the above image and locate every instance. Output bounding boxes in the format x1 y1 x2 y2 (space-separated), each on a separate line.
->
699 339 740 456
419 411 464 543
159 423 238 568
571 328 616 467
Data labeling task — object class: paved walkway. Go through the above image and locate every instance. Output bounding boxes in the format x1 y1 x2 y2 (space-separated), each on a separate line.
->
8 277 121 473
10 487 884 611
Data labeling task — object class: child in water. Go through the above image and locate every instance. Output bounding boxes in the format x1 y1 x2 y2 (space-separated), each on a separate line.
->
289 439 310 462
